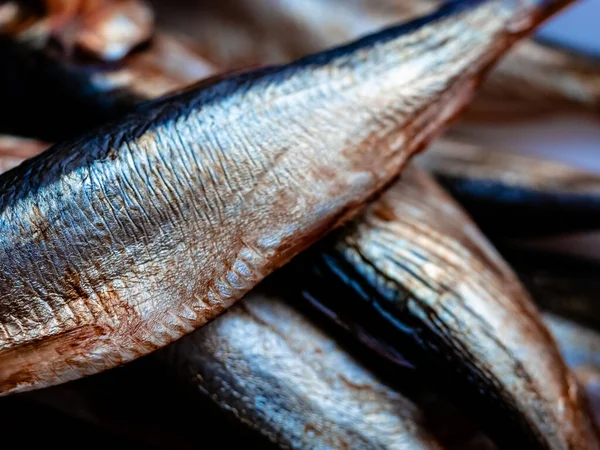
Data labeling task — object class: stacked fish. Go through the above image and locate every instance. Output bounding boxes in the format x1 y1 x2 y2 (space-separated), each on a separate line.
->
0 1 599 449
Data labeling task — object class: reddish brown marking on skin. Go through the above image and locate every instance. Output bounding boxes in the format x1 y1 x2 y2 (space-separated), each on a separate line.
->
303 164 600 448
0 325 108 394
0 0 578 402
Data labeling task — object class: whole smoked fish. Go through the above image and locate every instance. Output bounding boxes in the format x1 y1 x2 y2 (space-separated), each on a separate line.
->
0 0 573 397
287 165 598 449
168 290 444 450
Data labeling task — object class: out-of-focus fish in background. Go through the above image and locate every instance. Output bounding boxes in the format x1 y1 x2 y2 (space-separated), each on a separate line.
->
417 139 600 237
166 290 446 450
149 0 600 120
0 1 216 139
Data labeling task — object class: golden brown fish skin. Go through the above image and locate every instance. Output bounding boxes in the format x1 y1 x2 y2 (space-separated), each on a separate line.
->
26 291 480 450
0 0 568 396
0 144 463 449
417 139 600 236
166 289 443 450
152 0 600 118
289 165 599 449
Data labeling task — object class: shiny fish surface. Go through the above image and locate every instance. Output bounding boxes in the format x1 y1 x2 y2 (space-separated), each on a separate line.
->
0 0 563 395
0 138 473 449
168 290 443 450
288 166 598 449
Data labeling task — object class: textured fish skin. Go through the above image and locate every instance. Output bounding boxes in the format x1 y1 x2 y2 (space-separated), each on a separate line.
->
500 247 600 330
544 313 600 428
152 0 600 118
4 145 594 449
166 289 443 450
0 4 215 139
417 139 600 237
24 290 486 450
0 134 473 448
0 0 569 396
286 165 598 449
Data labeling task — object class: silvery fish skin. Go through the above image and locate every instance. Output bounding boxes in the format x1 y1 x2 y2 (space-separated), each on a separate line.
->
0 90 480 450
289 166 598 449
417 139 600 236
27 291 485 450
0 134 479 449
166 289 444 450
0 0 565 396
151 0 600 118
0 4 215 139
544 313 600 427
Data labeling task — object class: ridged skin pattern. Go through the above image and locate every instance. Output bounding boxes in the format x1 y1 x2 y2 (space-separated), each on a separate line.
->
0 0 551 395
297 167 598 449
169 290 443 450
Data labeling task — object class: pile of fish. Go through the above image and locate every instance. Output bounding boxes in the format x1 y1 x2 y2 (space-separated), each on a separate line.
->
0 0 599 448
